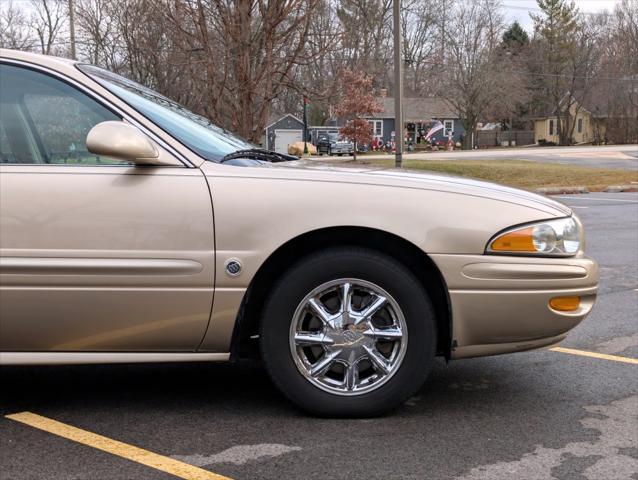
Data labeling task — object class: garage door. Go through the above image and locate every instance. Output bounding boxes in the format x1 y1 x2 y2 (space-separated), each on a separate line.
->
274 129 302 154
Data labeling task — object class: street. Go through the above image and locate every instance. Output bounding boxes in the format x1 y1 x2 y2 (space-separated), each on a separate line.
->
1 192 637 480
332 145 638 171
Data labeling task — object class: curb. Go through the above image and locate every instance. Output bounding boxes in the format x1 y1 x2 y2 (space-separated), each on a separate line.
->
306 156 356 163
535 186 589 195
604 185 638 193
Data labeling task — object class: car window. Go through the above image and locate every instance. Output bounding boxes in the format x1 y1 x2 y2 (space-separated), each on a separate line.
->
78 64 254 162
0 121 15 163
0 64 127 165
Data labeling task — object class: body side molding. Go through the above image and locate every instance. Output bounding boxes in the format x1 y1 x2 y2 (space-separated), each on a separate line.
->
0 352 229 365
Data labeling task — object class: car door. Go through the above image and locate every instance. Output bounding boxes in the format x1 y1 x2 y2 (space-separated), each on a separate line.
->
0 63 215 352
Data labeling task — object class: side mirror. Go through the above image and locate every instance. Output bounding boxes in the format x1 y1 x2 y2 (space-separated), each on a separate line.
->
86 121 179 166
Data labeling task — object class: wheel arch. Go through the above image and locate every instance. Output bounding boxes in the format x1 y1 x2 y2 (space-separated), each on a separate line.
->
230 226 452 361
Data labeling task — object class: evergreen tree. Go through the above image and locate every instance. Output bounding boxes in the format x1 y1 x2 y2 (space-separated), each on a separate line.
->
530 0 581 144
502 21 530 49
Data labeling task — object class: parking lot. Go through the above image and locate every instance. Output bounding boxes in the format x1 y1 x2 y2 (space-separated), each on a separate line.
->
1 192 637 480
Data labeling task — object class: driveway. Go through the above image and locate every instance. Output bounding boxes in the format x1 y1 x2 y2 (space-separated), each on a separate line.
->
1 192 637 480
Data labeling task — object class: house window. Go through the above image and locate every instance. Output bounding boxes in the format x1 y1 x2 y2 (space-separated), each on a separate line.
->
444 120 454 136
368 120 383 138
548 119 555 136
577 118 583 133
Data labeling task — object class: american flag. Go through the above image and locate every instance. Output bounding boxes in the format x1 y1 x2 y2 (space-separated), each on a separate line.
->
424 121 444 140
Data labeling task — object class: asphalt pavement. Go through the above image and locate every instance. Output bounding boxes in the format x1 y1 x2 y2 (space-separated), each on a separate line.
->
327 144 638 170
1 192 637 480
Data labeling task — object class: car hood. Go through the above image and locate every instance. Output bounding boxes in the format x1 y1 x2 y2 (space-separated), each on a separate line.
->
267 160 572 217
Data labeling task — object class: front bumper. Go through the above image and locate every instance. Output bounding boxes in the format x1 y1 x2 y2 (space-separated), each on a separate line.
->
330 145 353 154
430 254 599 359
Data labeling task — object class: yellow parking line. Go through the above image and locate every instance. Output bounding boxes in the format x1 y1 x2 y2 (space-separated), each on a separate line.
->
5 412 232 480
550 347 638 365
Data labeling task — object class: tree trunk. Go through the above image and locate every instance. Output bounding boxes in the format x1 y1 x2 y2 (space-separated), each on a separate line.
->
462 114 477 150
353 122 357 161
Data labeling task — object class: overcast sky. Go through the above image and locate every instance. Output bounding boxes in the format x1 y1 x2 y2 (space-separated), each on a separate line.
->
503 0 623 31
4 0 624 34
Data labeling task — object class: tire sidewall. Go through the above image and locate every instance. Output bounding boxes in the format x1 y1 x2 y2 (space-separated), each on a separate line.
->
260 248 437 417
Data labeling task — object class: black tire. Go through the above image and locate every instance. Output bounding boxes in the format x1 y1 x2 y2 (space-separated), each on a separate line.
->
259 247 437 417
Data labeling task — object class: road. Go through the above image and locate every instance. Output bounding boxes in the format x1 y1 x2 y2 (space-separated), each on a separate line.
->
1 192 637 480
326 144 638 171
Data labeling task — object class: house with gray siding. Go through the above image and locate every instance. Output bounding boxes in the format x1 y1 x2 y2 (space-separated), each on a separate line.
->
365 97 464 147
264 97 463 152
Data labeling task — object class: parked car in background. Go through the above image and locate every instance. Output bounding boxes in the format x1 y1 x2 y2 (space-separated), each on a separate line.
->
316 131 354 156
0 49 598 417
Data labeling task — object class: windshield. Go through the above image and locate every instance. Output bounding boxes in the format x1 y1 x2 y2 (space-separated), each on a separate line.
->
78 65 253 162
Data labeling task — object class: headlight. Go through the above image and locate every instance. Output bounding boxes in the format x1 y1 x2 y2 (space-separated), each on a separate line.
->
486 217 582 256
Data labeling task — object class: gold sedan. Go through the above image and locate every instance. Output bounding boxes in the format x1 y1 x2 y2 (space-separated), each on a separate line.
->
0 50 598 416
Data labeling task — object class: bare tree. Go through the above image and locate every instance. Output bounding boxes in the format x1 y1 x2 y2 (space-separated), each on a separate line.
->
615 0 638 141
164 0 320 142
74 0 121 68
11 0 632 148
336 0 393 87
591 0 638 143
401 0 442 96
0 1 37 50
277 0 345 124
439 0 506 149
31 0 67 55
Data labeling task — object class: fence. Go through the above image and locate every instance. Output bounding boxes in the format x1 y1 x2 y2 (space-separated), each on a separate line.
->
476 130 535 148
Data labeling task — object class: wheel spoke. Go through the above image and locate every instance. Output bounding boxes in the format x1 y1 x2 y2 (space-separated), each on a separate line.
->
294 331 333 346
363 345 390 375
345 362 358 391
355 294 387 325
341 282 352 313
310 350 341 377
364 326 403 340
308 298 333 327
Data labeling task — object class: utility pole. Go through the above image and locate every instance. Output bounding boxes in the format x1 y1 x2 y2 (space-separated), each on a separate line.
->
68 0 77 60
303 97 309 156
393 0 404 168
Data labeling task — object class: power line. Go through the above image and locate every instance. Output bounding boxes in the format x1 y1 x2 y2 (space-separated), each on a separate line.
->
416 59 637 82
502 3 614 16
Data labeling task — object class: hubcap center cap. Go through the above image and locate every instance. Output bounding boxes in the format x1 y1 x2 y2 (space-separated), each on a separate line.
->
326 320 370 351
330 327 363 347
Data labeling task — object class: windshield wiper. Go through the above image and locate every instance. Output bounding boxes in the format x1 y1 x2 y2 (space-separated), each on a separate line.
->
220 148 299 163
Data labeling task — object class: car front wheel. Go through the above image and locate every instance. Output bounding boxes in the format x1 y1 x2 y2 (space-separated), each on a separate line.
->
259 247 437 417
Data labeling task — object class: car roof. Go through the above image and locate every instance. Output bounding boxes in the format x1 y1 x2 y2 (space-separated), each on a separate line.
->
1 49 79 76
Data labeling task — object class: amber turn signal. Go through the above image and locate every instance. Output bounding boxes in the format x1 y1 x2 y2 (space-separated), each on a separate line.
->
549 296 580 312
489 227 536 252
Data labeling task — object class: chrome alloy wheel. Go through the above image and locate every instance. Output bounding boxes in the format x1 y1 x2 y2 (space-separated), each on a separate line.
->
289 278 408 396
